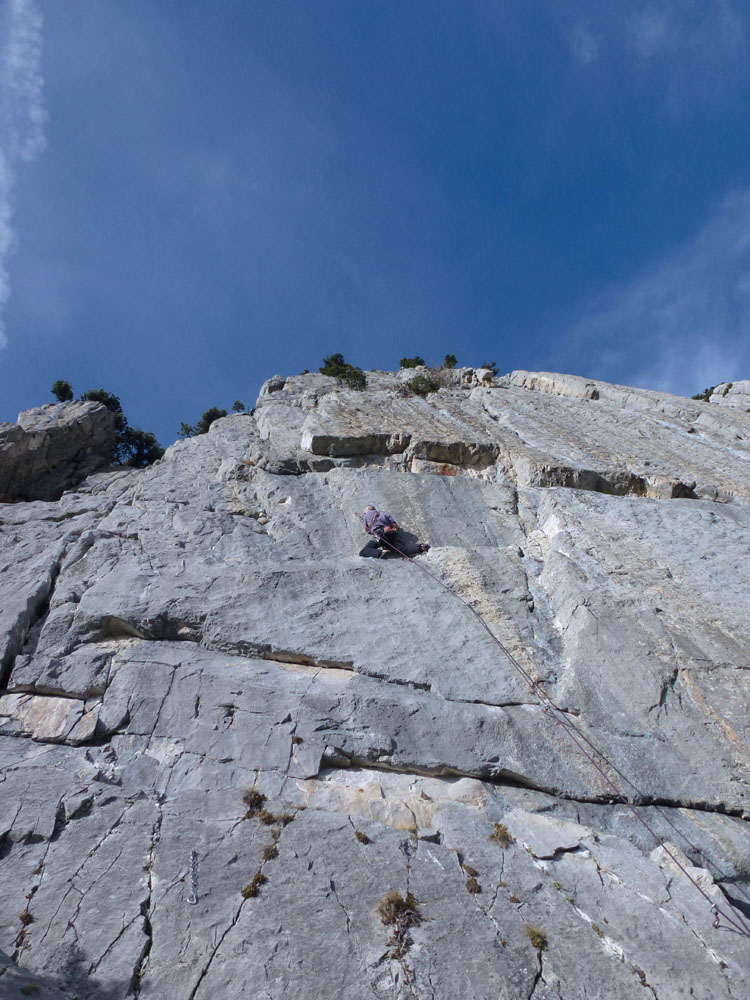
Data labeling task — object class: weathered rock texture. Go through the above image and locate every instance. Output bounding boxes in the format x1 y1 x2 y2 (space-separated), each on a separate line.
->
710 380 750 411
0 370 748 999
0 401 115 501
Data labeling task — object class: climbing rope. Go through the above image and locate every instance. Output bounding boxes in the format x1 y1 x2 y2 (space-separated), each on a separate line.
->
355 513 750 940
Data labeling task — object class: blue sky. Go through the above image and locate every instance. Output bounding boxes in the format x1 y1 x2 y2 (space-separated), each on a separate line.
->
1 0 749 449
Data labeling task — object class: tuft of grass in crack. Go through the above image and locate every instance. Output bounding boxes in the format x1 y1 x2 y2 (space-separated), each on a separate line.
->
355 830 370 845
489 822 513 847
242 788 267 817
19 909 33 927
377 890 422 960
241 872 267 899
465 877 481 895
463 864 478 877
377 890 420 926
525 924 548 952
262 843 278 861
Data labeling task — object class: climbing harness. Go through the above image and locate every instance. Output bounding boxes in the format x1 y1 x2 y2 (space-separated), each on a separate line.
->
354 512 750 940
187 850 199 905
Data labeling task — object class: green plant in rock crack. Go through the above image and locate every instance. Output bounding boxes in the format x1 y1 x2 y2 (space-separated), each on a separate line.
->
241 787 295 827
377 891 422 960
525 924 548 952
240 792 299 899
241 872 267 899
242 788 267 817
489 822 514 847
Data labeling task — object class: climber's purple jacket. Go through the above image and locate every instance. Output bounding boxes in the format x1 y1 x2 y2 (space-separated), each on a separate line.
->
364 510 396 533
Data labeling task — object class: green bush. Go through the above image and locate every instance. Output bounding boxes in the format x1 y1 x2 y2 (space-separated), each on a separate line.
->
117 427 163 467
51 379 73 402
80 388 126 431
399 356 425 369
319 352 367 390
479 360 499 376
691 386 715 401
404 374 440 397
179 406 228 438
54 383 163 466
319 352 348 376
232 400 247 412
442 354 457 369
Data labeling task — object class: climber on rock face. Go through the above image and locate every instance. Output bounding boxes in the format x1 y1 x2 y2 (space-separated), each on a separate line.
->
358 505 430 559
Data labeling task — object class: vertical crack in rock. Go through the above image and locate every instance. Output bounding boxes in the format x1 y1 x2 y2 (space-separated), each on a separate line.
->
187 807 298 999
527 949 544 999
36 799 133 952
129 800 162 996
0 548 65 690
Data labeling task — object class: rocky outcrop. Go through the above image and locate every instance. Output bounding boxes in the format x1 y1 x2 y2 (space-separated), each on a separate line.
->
710 380 750 411
0 401 116 501
0 371 748 998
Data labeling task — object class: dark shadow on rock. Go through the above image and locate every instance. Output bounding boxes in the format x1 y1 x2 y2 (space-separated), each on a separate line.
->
379 527 424 558
0 948 130 1000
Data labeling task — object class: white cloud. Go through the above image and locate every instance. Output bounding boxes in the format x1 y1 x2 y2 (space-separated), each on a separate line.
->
0 0 46 350
569 22 601 64
629 8 668 58
566 1 748 104
565 191 750 396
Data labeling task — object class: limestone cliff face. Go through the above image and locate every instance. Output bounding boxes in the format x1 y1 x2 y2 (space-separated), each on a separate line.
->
0 370 748 999
0 401 115 502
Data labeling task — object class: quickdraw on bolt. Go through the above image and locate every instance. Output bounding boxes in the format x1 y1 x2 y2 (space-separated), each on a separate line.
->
187 849 199 905
712 905 720 929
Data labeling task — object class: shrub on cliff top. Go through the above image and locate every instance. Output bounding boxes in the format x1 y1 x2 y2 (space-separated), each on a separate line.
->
180 406 228 438
404 373 440 397
51 379 73 402
51 381 163 467
399 356 425 369
319 352 367 390
691 386 715 401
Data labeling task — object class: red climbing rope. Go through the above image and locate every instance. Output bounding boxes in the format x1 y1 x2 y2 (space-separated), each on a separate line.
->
354 513 750 940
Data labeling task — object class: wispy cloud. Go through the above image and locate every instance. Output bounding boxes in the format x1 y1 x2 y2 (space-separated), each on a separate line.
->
569 22 601 65
0 0 46 350
629 8 668 59
565 191 750 396
565 1 748 104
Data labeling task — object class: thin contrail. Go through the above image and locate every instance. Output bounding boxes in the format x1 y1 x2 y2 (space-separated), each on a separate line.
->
0 0 46 350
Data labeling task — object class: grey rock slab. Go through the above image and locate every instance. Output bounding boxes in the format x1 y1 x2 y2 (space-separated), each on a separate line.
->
1 370 749 998
525 487 750 811
710 379 750 410
0 692 91 742
501 807 591 858
481 378 750 502
0 401 116 502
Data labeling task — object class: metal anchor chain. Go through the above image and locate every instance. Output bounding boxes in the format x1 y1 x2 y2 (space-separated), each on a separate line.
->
187 850 198 905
